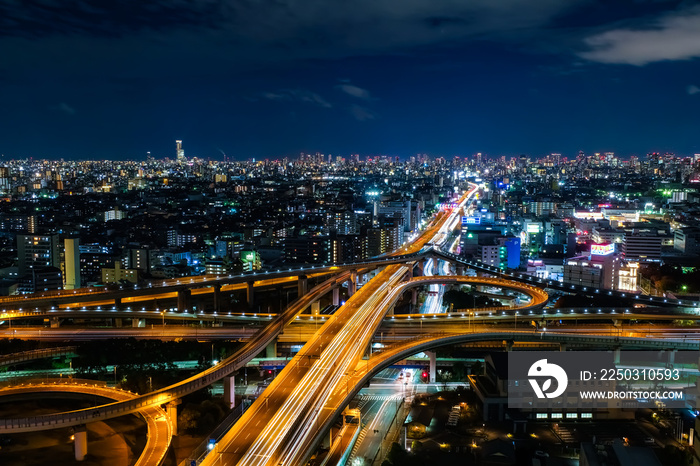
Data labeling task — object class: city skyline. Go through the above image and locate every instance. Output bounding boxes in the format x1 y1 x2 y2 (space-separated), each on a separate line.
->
2 1 700 160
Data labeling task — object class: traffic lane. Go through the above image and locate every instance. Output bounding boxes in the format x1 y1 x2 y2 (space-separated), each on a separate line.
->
270 269 409 464
201 287 378 465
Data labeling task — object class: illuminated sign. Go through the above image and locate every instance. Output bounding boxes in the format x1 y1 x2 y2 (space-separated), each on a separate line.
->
591 243 615 256
462 216 481 225
526 224 540 234
242 251 256 262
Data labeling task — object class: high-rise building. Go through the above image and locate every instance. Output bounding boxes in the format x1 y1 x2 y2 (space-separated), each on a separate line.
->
0 166 9 193
17 234 60 275
176 140 185 161
64 238 81 290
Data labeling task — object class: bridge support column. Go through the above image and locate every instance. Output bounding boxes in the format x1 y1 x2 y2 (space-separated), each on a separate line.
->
456 264 465 276
167 400 181 436
298 275 308 297
177 289 191 313
406 266 413 280
115 297 121 308
411 289 418 306
559 343 567 352
426 351 437 384
311 301 320 316
613 348 621 364
417 260 425 276
132 318 144 328
246 281 255 308
114 318 122 328
50 317 60 328
332 287 340 306
668 349 677 365
223 376 236 409
505 341 514 352
266 339 277 358
74 424 88 461
213 285 222 312
348 270 357 297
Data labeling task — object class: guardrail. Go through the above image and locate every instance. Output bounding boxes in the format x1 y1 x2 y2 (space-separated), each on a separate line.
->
0 346 77 367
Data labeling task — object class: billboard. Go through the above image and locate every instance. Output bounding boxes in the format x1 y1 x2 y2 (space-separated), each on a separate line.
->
591 243 614 256
526 224 540 234
462 216 481 225
242 250 257 262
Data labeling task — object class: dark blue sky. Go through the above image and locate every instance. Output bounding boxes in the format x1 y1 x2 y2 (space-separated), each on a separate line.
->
2 0 700 160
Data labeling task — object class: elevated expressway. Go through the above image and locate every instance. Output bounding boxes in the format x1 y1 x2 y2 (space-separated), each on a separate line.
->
1 249 696 328
204 264 697 465
0 379 171 466
0 271 353 433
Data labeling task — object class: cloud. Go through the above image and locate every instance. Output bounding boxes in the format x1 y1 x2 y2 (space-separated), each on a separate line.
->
57 102 76 115
336 84 371 100
580 6 700 65
349 105 376 121
262 89 331 108
0 1 229 38
688 85 700 95
0 1 583 63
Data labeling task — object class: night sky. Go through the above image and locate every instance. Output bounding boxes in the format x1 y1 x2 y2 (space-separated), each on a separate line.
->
2 1 700 161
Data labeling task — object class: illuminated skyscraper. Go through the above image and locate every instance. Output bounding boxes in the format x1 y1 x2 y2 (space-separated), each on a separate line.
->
176 140 185 161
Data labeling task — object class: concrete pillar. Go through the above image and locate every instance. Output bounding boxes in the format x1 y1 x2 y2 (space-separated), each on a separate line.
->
50 317 60 328
213 285 221 312
613 348 621 364
456 264 465 276
74 424 87 461
332 287 340 306
266 339 277 358
411 289 418 306
418 260 425 276
177 289 191 313
311 301 320 315
406 266 413 280
505 341 514 352
246 281 255 308
115 297 121 308
668 349 676 365
132 318 144 328
348 270 357 297
298 275 308 297
114 318 122 328
559 343 567 352
167 400 181 436
223 376 236 409
427 351 436 383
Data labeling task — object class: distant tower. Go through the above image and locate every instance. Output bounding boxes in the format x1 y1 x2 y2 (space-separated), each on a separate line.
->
0 166 9 193
176 140 185 161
